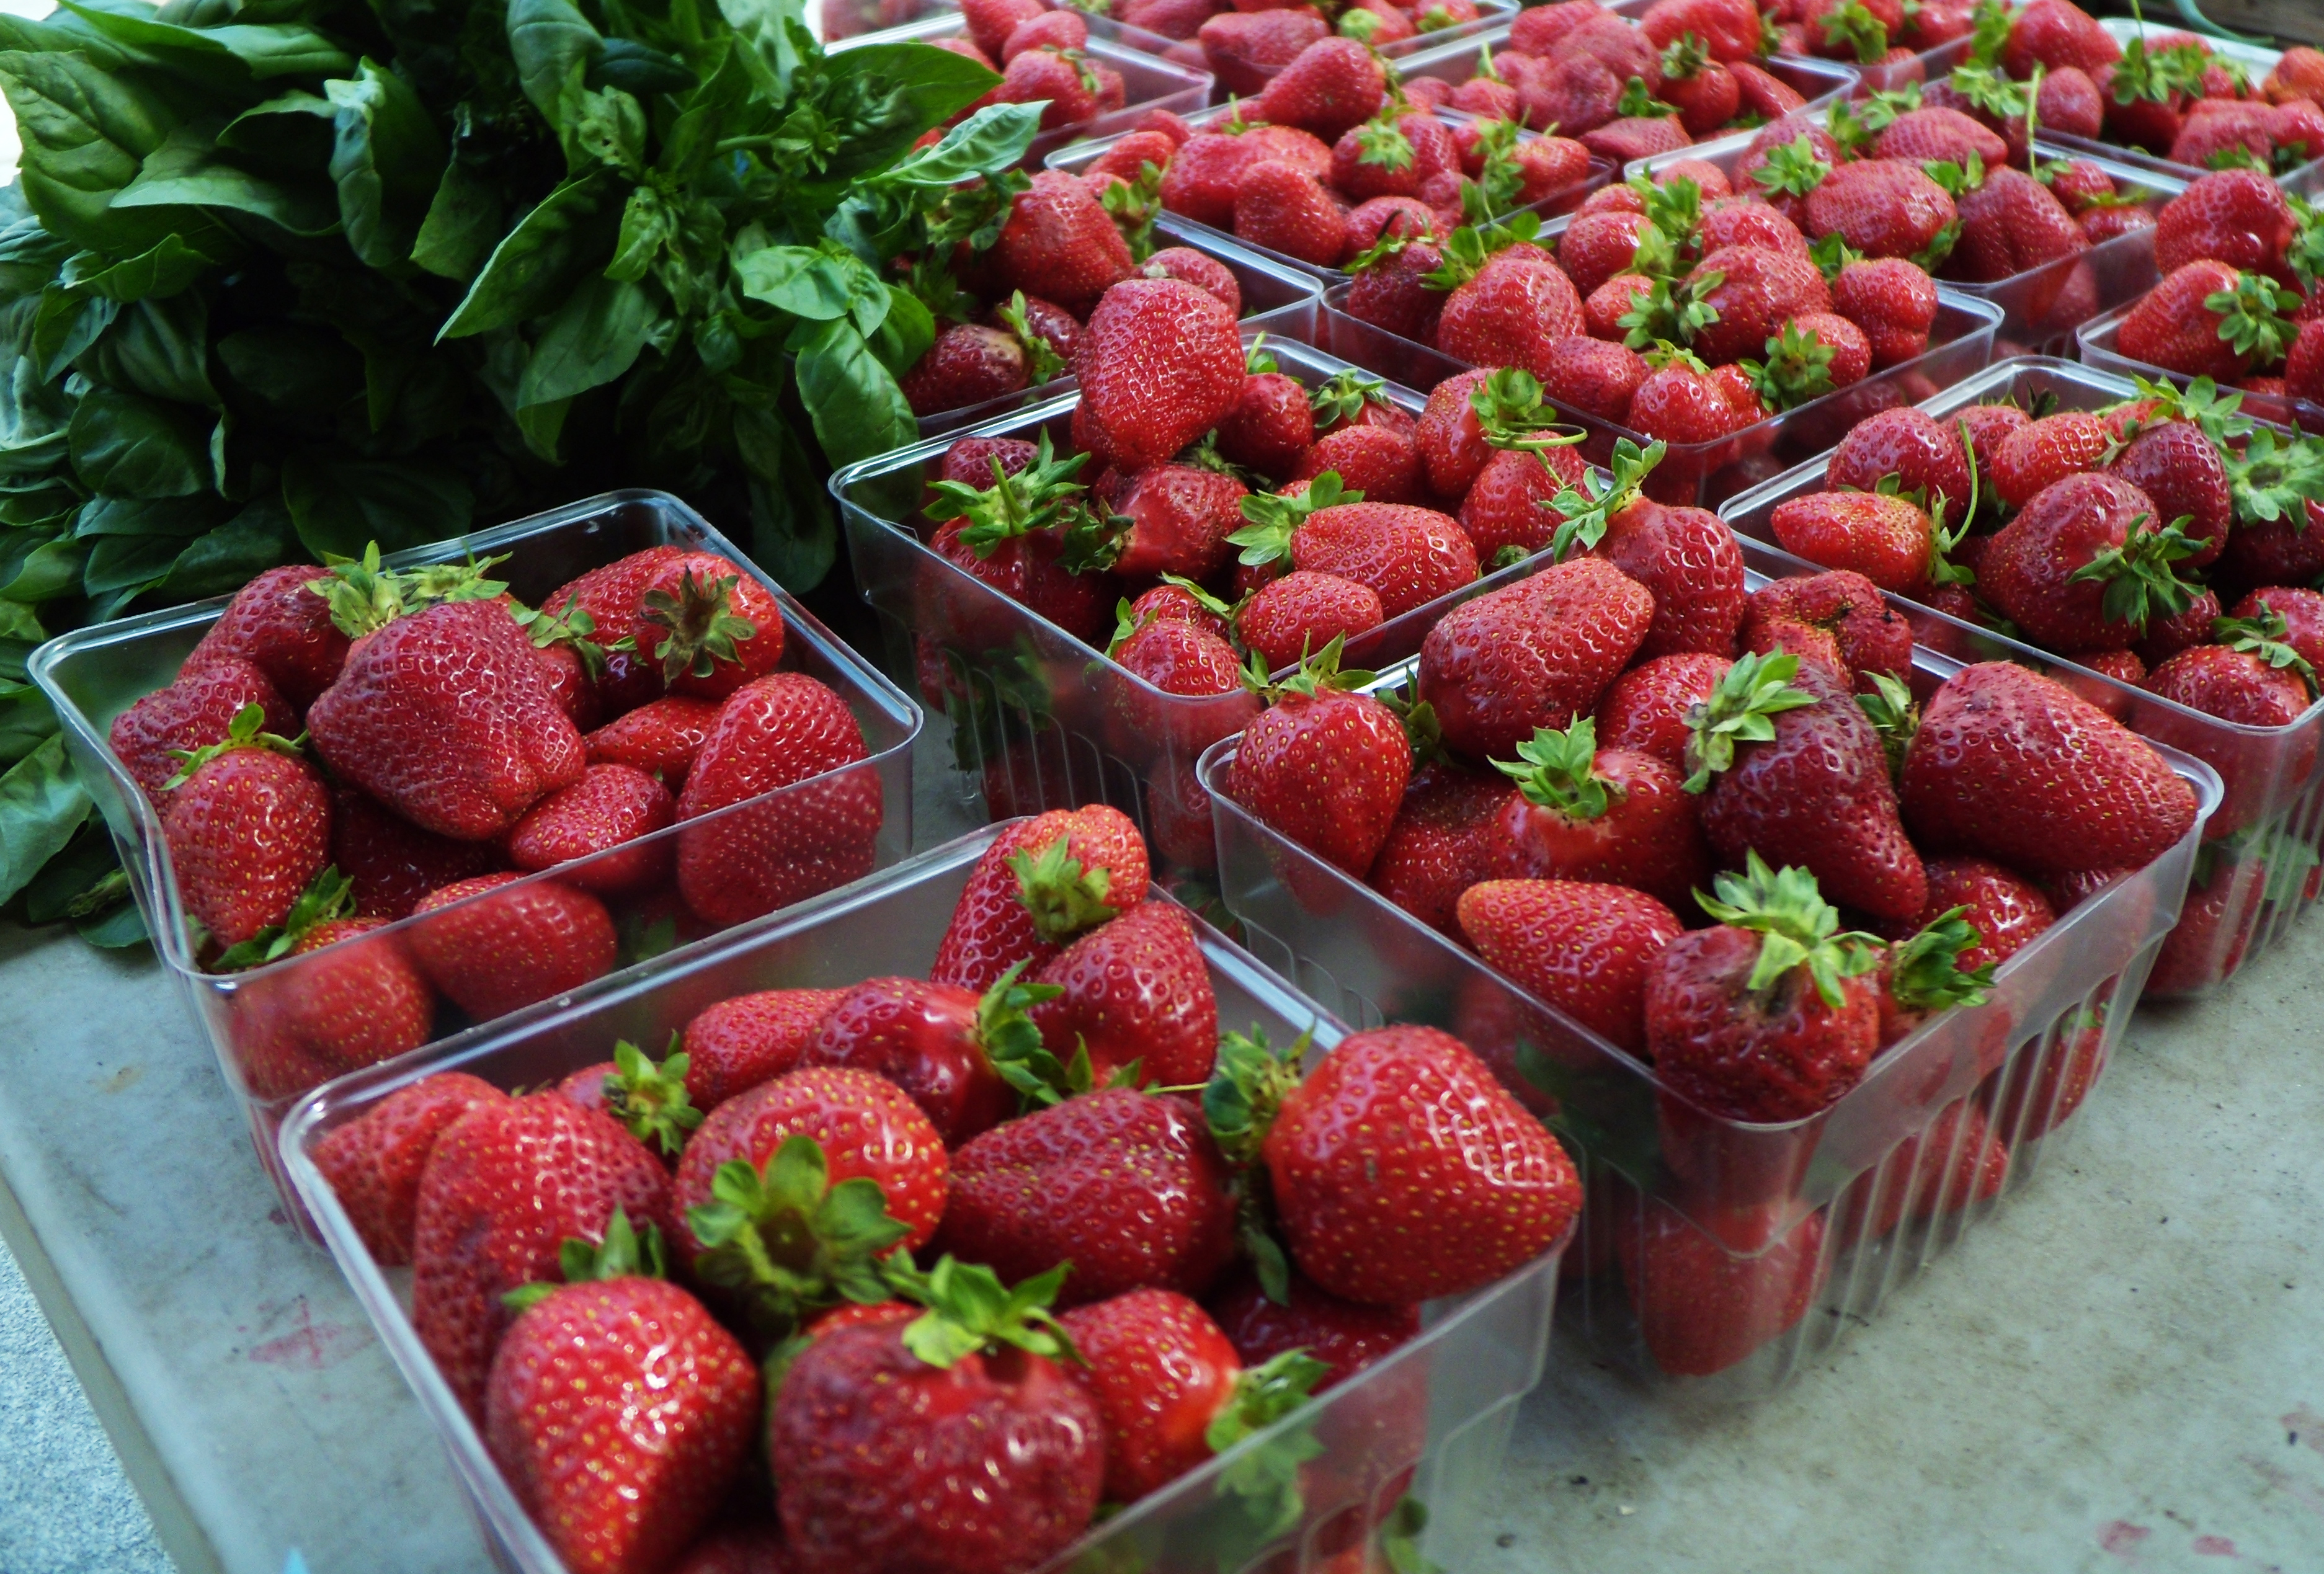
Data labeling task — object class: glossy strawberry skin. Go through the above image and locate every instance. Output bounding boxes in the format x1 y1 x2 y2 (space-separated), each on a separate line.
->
1253 36 1388 141
505 763 675 894
583 695 721 791
1895 856 2058 972
1805 161 1957 260
1438 257 1587 376
1217 372 1317 476
2232 587 2324 672
938 1088 1237 1306
2115 260 2252 383
1487 745 1711 912
312 1072 508 1266
1980 473 2169 652
1593 652 1732 777
1419 558 1655 763
1595 499 1747 658
1823 407 1974 517
1074 278 1245 471
995 171 1133 317
1106 615 1257 767
163 745 331 951
1204 1266 1418 1389
1616 1195 1828 1377
1291 502 1479 618
186 563 350 709
1240 571 1386 674
680 987 848 1110
328 790 502 921
1227 687 1412 877
1059 1290 1242 1501
407 873 617 1020
233 917 435 1099
1235 158 1346 266
1366 761 1513 935
930 807 1149 993
798 977 1011 1145
1741 571 1914 693
2145 645 2314 730
1459 446 1590 563
1688 245 1833 368
2154 168 2295 283
112 657 295 801
411 1093 675 1417
1458 878 1684 1054
1772 492 1934 593
1029 899 1219 1087
486 1278 758 1574
1647 923 1881 1123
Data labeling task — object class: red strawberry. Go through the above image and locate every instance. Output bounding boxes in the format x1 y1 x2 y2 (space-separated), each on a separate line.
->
1872 107 2009 167
997 47 1108 131
1074 278 1245 471
1226 647 1413 876
1124 579 1232 642
1059 1291 1247 1500
2003 0 2119 77
505 763 674 893
1594 652 1731 778
2116 260 2268 384
1233 158 1347 266
1365 759 1511 934
1741 571 1914 691
1771 491 1940 593
407 873 616 1020
1255 37 1389 141
1900 662 2198 875
2107 419 2232 571
1419 556 1655 762
798 972 1050 1145
1232 479 1480 617
899 322 1027 416
1804 160 1957 260
1087 127 1179 189
1687 244 1833 368
1205 1266 1418 1388
1458 877 1683 1054
2145 640 2314 731
1103 613 1255 765
1101 463 1251 582
1239 570 1386 673
1847 1100 2008 1237
1832 256 1939 368
1616 1194 1828 1377
583 695 720 791
1002 8 1085 60
1889 857 2057 971
1343 194 1437 261
329 789 502 920
995 171 1134 317
1951 166 2087 288
1436 255 1587 375
770 1263 1103 1574
411 1093 674 1415
185 562 350 709
1028 898 1219 1086
1662 46 1743 136
679 987 847 1110
939 1087 1237 1304
1458 444 1590 563
2154 169 2295 282
485 1222 758 1574
673 672 879 927
2232 587 2324 672
112 656 295 801
313 1072 508 1265
233 905 435 1098
1483 717 1711 914
1628 357 1745 447
930 806 1149 994
961 0 1046 56
1343 237 1446 344
1988 411 2115 509
1229 1024 1581 1303
1594 497 1747 658
1160 131 1262 228
1217 371 1317 474
1824 407 1975 517
1542 335 1649 423
1289 424 1424 506
1981 473 2202 651
1552 210 1652 301
161 706 330 951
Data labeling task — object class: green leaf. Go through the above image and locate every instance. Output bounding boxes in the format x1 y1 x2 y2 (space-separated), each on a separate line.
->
813 42 1005 185
506 0 600 128
592 37 697 97
155 497 296 601
411 156 504 283
83 292 220 409
23 820 122 927
77 897 148 948
31 287 117 381
518 272 665 408
114 123 340 237
607 184 675 282
736 241 885 324
280 454 473 558
439 170 621 340
873 101 1041 189
52 1 352 81
324 58 447 272
55 236 212 305
867 284 934 378
74 493 225 538
0 537 89 603
793 316 915 470
0 47 218 254
0 734 90 907
69 387 210 497
83 530 185 597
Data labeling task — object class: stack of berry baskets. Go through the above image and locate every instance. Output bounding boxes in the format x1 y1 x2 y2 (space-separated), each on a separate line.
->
816 0 950 42
1716 355 2324 996
1194 564 2219 1395
1626 110 2189 357
1604 0 1986 94
281 821 1574 1574
1043 78 1618 282
911 218 1328 441
1183 0 1523 92
30 492 921 1216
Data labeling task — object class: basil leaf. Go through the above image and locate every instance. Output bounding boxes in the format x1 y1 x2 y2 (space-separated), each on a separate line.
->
324 58 446 271
0 47 214 254
411 157 505 282
82 293 220 409
0 682 56 770
68 387 211 497
74 494 227 537
592 37 695 96
155 496 297 601
793 316 914 470
83 529 186 597
518 272 664 407
114 123 341 237
0 537 89 602
0 734 89 907
280 452 472 558
607 185 674 282
52 1 352 82
24 822 121 926
734 243 857 320
439 169 621 340
506 0 598 128
77 900 149 948
874 101 1041 189
30 287 117 381
814 43 1002 184
56 235 213 303
866 283 933 378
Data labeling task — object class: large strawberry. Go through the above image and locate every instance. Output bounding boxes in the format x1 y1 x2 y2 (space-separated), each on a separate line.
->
1980 473 2203 652
1436 254 1587 375
411 1092 675 1415
185 562 350 709
406 873 617 1020
937 1087 1237 1305
2115 260 2277 385
1824 407 1975 517
1740 572 1914 691
994 171 1133 317
1688 245 1833 368
1029 899 1219 1087
1255 36 1389 140
1074 278 1245 471
1804 159 1957 260
485 1214 759 1574
1951 165 2087 288
112 656 295 801
1594 651 1732 778
313 1072 509 1265
1899 662 2199 876
159 705 330 952
1231 476 1480 618
1458 878 1683 1054
2154 169 2295 283
618 551 785 702
1222 642 1413 877
1418 556 1655 763
770 1258 1104 1574
1770 491 1943 594
929 806 1149 993
680 987 848 1111
1482 718 1709 912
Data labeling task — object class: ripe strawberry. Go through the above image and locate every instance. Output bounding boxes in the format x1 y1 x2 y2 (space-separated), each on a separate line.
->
313 1072 507 1265
1594 652 1731 778
1900 662 2199 875
160 706 330 952
1289 424 1425 507
1509 1 1607 55
1553 210 1653 303
770 1261 1104 1574
1771 491 1940 593
1832 256 1939 368
1343 194 1437 261
1742 571 1915 691
1688 245 1833 368
2155 169 2295 282
1542 335 1649 424
1594 497 1747 658
504 763 674 894
2115 260 2266 385
1988 411 2114 509
1662 45 1743 136
1217 370 1316 474
1847 1099 2010 1240
486 1221 758 1574
1951 166 2088 285
1804 160 1957 260
1124 579 1232 642
1103 611 1255 765
233 902 437 1097
930 806 1150 994
1205 1265 1418 1388
1002 7 1085 60
961 0 1045 56
1097 463 1250 583
2108 419 2232 571
1437 255 1587 376
407 873 616 1020
1627 357 1745 447
1981 473 2202 651
1458 876 1683 1054
1254 37 1388 140
940 1087 1236 1304
673 672 879 927
1239 570 1385 673
1225 645 1412 876
2146 639 2314 731
1343 236 1446 344
1873 107 2009 167
113 657 295 802
995 171 1133 317
1825 407 1975 517
679 987 847 1110
2232 587 2324 672
1890 857 2057 972
1459 444 1590 563
1480 717 1712 914
1028 897 1218 1087
411 1093 674 1415
798 972 1049 1145
328 789 501 920
2003 0 2119 77
899 322 1026 417
584 695 721 791
186 563 351 709
1160 131 1261 228
1616 1194 1828 1378
1074 278 1245 471
1419 556 1655 762
1231 479 1480 618
1232 158 1346 267
1366 760 1511 933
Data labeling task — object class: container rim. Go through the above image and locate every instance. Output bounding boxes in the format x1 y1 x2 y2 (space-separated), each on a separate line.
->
828 8 1214 89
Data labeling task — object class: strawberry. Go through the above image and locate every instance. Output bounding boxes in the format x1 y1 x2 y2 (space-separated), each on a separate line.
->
1696 199 1807 257
925 445 1111 648
1214 1023 1580 1304
1230 478 1479 618
1616 1194 1828 1378
1508 1 1605 55
504 763 674 894
1343 194 1438 260
313 1072 507 1265
1458 876 1683 1054
1225 643 1413 876
185 562 351 709
770 1260 1103 1574
486 1216 758 1574
1662 44 1743 137
1125 578 1232 642
1240 570 1385 674
1900 662 2199 875
1420 555 1655 763
1459 443 1591 564
1103 611 1255 765
1552 210 1652 303
1289 424 1425 506
995 171 1133 318
1095 463 1250 582
799 971 1057 1145
1088 127 1180 191
1731 58 1809 119
899 322 1026 416
1594 496 1747 658
1741 571 1915 691
1954 401 2029 497
411 1092 674 1416
1988 411 2115 509
1688 244 1834 367
1481 718 1712 913
673 672 879 927
1804 160 1957 261
582 695 720 791
1254 37 1388 140
1205 1265 1418 1387
679 987 847 1110
1233 158 1347 266
939 1087 1237 1304
407 873 617 1020
1543 335 1649 423
2003 0 2119 76
1825 407 1975 517
2231 587 2324 672
232 902 436 1098
1074 278 1245 471
1437 254 1587 376
1872 107 2009 167
1366 759 1511 933
1869 896 1999 1047
160 706 330 952
961 0 1046 57
1982 473 2204 651
1951 166 2088 285
2116 260 2268 384
1594 652 1731 778
1002 7 1085 60
1890 857 2057 971
112 656 295 802
1343 237 1446 344
1028 898 1219 1086
2108 419 2233 571
1847 1099 2009 1238
328 789 502 920
2145 638 2315 730
1217 370 1317 474
2155 168 2296 283
1627 357 1745 447
1771 491 1941 593
1331 112 1456 202
930 806 1149 993
1639 0 1761 61
1832 256 1939 368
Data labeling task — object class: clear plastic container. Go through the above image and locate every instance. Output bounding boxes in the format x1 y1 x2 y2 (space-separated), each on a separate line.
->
1044 100 1618 281
2078 302 2324 437
911 217 1328 440
30 491 922 1215
1198 638 2220 1398
1717 355 2324 998
833 331 1621 876
1631 125 2188 360
1170 0 1523 95
1313 241 2005 509
1606 0 1975 93
278 824 1571 1574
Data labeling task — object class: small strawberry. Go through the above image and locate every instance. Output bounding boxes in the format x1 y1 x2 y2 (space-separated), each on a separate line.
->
2108 418 2233 570
505 763 674 894
1593 496 1747 659
899 322 1028 417
1987 411 2116 509
929 806 1150 994
1542 335 1650 424
1741 571 1915 691
1205 1265 1418 1389
1628 353 1746 448
407 873 617 1020
2230 587 2324 672
679 987 847 1111
1224 639 1413 876
185 562 351 709
313 1072 507 1265
160 705 330 951
1616 1194 1828 1378
1229 474 1480 617
1458 876 1683 1054
1419 554 1656 763
112 656 295 802
1234 158 1347 267
1029 898 1219 1087
1141 246 1245 314
1289 423 1425 507
1870 902 1997 1047
583 695 721 791
1239 570 1386 674
1366 758 1511 934
231 887 435 1097
1482 718 1711 913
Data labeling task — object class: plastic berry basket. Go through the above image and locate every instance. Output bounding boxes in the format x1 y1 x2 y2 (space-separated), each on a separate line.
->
279 823 1571 1574
2078 302 2324 438
1311 242 2004 509
1631 123 2189 360
29 491 922 1219
1197 637 2219 1398
1717 355 2324 998
1603 0 1979 94
910 216 1329 440
1044 100 1619 282
831 327 1616 877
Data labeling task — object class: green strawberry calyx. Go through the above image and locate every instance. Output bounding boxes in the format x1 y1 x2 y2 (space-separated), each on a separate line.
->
1420 211 1543 293
1629 172 1703 251
1246 334 1281 375
2110 375 2256 449
1885 904 1996 1013
1807 231 1864 283
997 291 1068 383
977 956 1132 1111
308 542 514 639
1694 851 1885 1008
685 1136 914 1335
1966 0 2010 66
883 1254 1081 1371
1920 150 1987 200
1246 632 1378 705
1546 436 1667 561
1741 319 1838 411
164 701 308 789
1681 650 1817 793
1311 369 1397 432
211 864 354 972
2222 425 2324 530
2206 272 2302 368
1945 63 2024 122
1854 670 1921 779
1204 1348 1331 1454
1471 368 1586 458
1659 31 1709 81
1376 671 1443 762
1228 471 1363 569
1354 113 1415 172
2064 511 2205 633
1619 273 1721 351
2215 606 2321 696
2109 25 2208 107
1614 75 1674 120
1493 718 1619 821
1097 159 1165 262
1459 120 1533 226
503 1206 670 1315
1818 0 1889 64
1909 218 1962 275
2287 193 2324 296
599 1034 705 1158
625 567 760 685
509 600 606 679
1827 81 1923 157
930 430 1094 556
1009 835 1121 944
1203 1023 1312 1303
1338 6 1382 42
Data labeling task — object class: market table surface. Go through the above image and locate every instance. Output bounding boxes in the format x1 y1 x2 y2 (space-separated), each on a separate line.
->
2 738 2321 1574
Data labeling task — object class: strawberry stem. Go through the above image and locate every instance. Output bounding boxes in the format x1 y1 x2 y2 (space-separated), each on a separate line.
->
1694 851 1884 1008
502 1206 669 1314
1492 719 1618 820
1008 837 1120 944
601 1034 704 1158
883 1255 1081 1370
685 1136 913 1335
1680 650 1817 793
